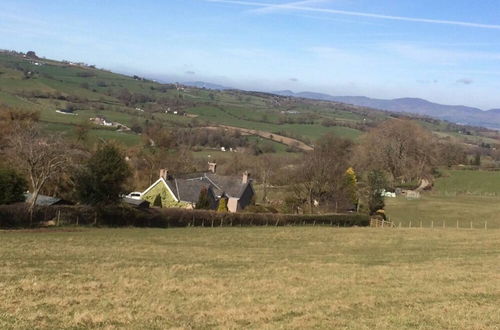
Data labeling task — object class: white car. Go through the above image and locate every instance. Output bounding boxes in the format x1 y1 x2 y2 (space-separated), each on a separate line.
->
126 192 143 200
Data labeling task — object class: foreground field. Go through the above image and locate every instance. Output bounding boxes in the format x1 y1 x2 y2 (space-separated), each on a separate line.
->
1 228 499 329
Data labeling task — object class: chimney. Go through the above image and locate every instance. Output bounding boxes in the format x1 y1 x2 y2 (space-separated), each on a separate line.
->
159 169 169 180
242 171 250 184
208 162 217 173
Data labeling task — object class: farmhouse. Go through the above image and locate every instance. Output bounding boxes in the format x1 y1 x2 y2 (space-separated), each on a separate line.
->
140 164 255 212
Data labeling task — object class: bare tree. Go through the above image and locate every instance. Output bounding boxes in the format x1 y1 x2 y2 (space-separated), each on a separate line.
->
293 134 352 213
7 122 68 223
354 119 437 184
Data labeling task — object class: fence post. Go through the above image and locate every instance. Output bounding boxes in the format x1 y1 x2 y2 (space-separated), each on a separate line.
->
76 216 79 226
485 221 487 230
470 221 473 229
399 222 401 228
456 220 459 229
409 220 412 228
56 210 61 226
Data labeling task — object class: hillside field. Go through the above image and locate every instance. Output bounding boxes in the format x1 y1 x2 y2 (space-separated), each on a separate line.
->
2 51 499 152
386 169 500 228
1 227 499 329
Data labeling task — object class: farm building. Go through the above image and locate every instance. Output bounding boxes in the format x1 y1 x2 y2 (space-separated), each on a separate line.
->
140 165 255 212
24 193 73 206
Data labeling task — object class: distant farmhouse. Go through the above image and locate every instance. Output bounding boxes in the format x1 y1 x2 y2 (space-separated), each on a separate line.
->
140 163 255 212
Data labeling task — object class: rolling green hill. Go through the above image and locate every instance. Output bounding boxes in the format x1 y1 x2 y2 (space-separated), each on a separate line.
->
0 50 498 150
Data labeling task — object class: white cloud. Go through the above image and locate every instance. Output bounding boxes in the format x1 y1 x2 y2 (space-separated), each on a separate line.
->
206 0 500 30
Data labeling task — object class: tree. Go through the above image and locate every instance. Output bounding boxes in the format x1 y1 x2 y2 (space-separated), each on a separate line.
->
355 119 436 185
217 197 228 212
293 133 353 213
75 144 131 206
343 167 358 209
473 153 481 166
0 167 27 204
6 122 67 220
258 154 274 203
74 120 91 143
195 187 211 209
367 170 387 215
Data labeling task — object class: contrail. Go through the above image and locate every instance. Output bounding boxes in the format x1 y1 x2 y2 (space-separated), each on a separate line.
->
206 0 500 30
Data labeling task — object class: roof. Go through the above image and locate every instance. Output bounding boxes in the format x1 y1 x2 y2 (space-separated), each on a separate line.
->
204 173 251 198
24 193 69 206
142 172 253 204
165 177 215 204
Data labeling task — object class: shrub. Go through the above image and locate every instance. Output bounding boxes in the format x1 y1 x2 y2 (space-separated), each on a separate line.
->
0 168 27 205
0 204 370 229
217 198 228 212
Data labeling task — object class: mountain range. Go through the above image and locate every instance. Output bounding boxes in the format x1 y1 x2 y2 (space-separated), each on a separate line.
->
274 90 500 130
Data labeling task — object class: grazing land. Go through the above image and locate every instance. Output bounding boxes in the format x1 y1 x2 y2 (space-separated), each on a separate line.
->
386 169 500 228
1 227 499 329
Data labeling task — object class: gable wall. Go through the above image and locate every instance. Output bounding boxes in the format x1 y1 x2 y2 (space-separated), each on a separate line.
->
142 181 191 208
237 184 255 211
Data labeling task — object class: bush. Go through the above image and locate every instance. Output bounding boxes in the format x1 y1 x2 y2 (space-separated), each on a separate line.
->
0 168 27 205
0 204 370 229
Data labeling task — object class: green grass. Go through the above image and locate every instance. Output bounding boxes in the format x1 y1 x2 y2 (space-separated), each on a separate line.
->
385 195 500 228
0 227 498 329
386 169 500 228
434 169 500 195
41 122 141 146
188 106 363 140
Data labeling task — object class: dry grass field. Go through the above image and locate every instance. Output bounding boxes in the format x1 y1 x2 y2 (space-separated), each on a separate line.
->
1 227 499 329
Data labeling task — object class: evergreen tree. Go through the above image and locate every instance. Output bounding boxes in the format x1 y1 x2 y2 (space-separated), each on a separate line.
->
152 194 162 207
217 197 228 212
367 170 387 215
0 167 27 204
343 167 358 206
75 145 131 206
195 187 211 209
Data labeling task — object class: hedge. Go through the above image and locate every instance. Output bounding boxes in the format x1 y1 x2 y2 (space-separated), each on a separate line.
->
0 204 369 229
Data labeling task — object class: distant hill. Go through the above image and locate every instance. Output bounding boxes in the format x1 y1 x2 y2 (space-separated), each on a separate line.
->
183 81 232 90
274 90 500 130
0 50 497 150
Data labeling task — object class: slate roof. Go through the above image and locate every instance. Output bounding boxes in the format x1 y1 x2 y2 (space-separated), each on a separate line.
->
24 193 71 206
164 173 252 203
165 177 214 204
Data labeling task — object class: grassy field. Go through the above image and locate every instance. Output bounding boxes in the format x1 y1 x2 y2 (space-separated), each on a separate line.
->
434 169 500 196
386 195 500 228
386 169 500 228
0 227 499 329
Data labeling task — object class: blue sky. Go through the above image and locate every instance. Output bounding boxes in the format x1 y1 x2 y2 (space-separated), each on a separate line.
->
1 0 500 108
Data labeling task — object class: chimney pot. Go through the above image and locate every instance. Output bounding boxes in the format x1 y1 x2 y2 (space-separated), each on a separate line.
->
160 169 169 180
242 171 250 184
208 162 217 173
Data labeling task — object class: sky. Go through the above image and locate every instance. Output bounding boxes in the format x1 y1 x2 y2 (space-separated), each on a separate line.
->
1 0 500 109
